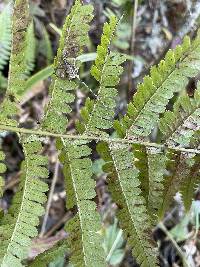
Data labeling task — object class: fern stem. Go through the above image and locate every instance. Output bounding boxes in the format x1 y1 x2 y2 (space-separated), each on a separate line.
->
158 222 190 267
0 124 200 154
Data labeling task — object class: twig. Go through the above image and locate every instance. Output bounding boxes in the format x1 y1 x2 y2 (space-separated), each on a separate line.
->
128 0 138 95
130 0 138 58
4 174 21 191
158 222 191 267
44 211 73 238
40 159 60 237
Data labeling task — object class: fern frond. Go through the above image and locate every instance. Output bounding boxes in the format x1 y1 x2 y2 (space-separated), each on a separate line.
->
77 17 127 135
97 142 158 267
180 154 200 211
7 0 30 99
114 33 200 139
158 151 194 220
57 139 106 266
41 0 93 134
28 239 68 267
0 3 12 71
0 137 49 267
133 145 166 223
0 0 28 128
0 0 23 195
160 83 200 147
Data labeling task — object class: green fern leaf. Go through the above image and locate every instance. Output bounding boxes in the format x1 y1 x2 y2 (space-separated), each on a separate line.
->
180 154 200 211
0 0 25 196
41 0 94 134
7 0 30 99
0 3 12 71
133 145 166 223
97 142 158 267
41 2 105 265
114 33 200 139
77 17 127 135
57 139 106 266
0 137 49 267
160 83 200 147
158 150 194 220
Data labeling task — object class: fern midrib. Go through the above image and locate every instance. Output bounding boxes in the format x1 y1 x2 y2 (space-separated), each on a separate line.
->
146 150 152 209
163 103 200 144
62 138 88 266
109 146 152 266
126 43 200 139
1 141 29 265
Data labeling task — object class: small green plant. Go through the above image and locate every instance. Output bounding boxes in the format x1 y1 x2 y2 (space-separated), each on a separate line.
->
1 1 200 266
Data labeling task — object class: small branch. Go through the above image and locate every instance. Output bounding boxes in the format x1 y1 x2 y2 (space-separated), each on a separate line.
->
44 211 73 238
4 174 21 191
0 124 200 154
128 0 138 95
40 159 60 237
130 0 138 58
158 222 191 267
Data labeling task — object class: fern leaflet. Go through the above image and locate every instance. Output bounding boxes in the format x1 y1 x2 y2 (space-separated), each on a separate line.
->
57 139 106 267
160 82 200 147
97 142 158 267
77 16 127 135
0 137 48 267
41 0 93 134
114 33 200 139
180 154 200 211
7 0 30 99
158 151 194 220
133 145 166 223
